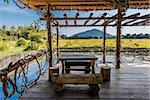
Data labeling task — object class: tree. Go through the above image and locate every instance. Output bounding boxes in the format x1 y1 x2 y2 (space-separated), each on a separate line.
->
34 20 41 32
60 34 68 39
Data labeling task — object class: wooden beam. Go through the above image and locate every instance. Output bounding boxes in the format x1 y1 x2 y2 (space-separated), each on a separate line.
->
40 15 150 21
56 26 59 60
103 24 107 64
20 0 150 10
51 24 150 27
64 14 68 25
131 19 149 26
116 7 122 69
84 13 93 25
102 13 123 25
74 13 79 25
91 13 107 25
46 4 53 80
114 13 140 26
122 14 150 25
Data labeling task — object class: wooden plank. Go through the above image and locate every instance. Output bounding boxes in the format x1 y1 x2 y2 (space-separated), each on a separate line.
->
20 65 150 99
51 73 103 84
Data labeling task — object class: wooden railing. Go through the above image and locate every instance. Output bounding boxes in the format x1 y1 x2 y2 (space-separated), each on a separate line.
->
0 47 149 99
0 50 49 99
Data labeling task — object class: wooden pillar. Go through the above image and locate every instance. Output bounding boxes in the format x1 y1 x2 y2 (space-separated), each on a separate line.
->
103 25 106 64
46 4 53 80
56 26 59 61
116 7 122 68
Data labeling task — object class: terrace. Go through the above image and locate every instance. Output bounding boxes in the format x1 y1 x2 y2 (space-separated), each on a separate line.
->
0 0 150 99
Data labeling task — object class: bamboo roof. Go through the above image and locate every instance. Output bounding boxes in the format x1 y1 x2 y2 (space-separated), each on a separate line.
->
19 0 150 11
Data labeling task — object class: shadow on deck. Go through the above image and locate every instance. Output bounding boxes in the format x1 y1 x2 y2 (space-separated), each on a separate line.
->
20 64 150 100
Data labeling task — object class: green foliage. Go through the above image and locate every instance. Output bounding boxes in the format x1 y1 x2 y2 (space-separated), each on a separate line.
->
0 41 11 51
24 42 39 51
30 35 41 43
16 38 27 47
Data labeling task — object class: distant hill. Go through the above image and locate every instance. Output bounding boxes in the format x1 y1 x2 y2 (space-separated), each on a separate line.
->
69 29 114 39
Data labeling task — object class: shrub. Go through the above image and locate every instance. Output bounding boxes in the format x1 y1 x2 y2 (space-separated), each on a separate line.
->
0 41 11 51
30 35 41 43
24 42 39 51
16 38 27 47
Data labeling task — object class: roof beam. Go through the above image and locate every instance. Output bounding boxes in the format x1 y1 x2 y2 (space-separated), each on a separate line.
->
64 14 68 25
74 13 79 25
51 24 150 27
102 13 118 25
122 14 150 25
91 13 107 25
41 15 149 21
130 19 149 26
84 13 93 25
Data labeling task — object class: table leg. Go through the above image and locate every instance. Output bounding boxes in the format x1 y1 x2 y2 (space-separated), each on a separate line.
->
92 60 95 74
61 60 65 74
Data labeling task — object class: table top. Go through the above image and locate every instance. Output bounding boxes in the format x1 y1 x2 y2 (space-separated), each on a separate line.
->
59 54 98 60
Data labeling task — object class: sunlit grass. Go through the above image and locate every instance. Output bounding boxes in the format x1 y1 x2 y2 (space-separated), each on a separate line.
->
57 39 150 48
0 39 150 59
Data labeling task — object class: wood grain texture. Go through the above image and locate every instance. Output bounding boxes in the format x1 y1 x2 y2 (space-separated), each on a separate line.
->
20 64 150 100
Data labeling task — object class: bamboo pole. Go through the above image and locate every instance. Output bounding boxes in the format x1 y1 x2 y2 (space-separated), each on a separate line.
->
116 6 122 68
46 4 53 80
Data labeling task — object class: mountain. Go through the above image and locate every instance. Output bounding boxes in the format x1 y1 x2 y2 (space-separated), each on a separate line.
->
69 29 114 39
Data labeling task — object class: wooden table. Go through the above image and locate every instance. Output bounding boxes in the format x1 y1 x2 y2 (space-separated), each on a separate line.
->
59 54 98 74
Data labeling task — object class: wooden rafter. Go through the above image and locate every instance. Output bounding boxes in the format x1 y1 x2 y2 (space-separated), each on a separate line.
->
115 12 140 25
64 14 68 25
91 13 107 25
41 15 149 21
102 13 118 25
131 19 149 26
122 14 150 25
20 0 150 10
84 13 93 25
74 13 79 25
40 12 150 27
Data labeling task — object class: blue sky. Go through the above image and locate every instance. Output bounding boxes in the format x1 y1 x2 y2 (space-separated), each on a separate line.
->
0 1 149 36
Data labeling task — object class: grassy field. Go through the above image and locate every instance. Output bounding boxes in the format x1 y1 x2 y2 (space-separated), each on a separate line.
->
0 39 150 59
57 39 150 48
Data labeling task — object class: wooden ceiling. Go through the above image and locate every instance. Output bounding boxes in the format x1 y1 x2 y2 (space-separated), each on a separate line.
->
19 0 150 11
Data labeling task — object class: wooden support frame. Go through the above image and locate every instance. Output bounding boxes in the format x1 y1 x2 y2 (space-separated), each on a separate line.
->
84 13 93 25
56 26 59 60
91 13 107 25
116 7 122 69
103 23 107 64
74 13 79 25
64 14 68 25
46 4 53 80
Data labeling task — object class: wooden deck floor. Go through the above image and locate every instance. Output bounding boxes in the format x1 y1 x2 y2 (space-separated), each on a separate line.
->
20 63 150 100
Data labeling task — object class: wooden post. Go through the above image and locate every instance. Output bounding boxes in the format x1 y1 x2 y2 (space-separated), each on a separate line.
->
46 4 53 80
103 24 106 64
56 26 59 61
116 6 122 68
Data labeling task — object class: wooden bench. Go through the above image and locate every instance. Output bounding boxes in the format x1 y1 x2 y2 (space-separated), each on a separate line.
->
51 73 103 94
65 60 93 74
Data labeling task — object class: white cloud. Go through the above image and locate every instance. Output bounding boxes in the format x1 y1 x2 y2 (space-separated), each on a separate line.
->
0 4 34 16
